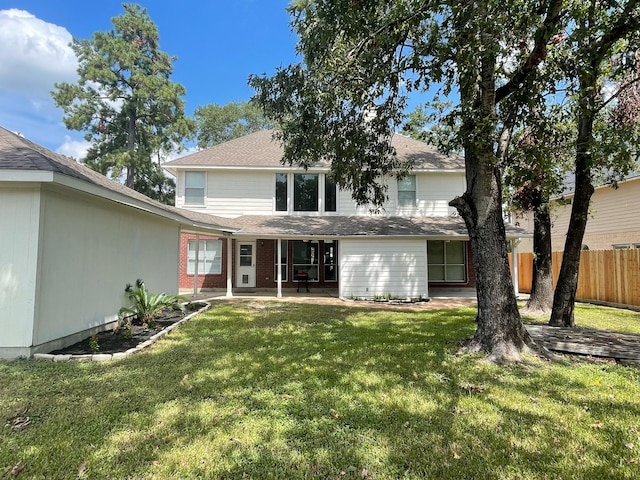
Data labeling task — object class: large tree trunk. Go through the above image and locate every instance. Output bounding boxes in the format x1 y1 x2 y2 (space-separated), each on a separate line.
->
451 158 534 363
450 33 535 363
549 69 596 327
524 193 554 314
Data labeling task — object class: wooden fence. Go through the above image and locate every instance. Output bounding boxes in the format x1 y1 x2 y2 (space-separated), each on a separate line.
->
515 249 640 307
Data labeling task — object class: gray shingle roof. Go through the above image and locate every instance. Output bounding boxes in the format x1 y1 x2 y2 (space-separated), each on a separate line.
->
230 215 529 239
0 126 237 232
164 129 465 170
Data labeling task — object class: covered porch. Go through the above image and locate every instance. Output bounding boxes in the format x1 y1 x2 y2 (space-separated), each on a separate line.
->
181 215 528 300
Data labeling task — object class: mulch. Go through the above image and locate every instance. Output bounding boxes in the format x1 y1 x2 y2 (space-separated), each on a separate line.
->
50 303 206 355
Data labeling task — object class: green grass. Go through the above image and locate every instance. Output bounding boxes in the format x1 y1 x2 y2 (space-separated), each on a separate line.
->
521 301 640 334
2 300 640 479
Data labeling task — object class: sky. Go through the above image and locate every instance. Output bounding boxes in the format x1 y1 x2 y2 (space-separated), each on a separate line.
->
0 0 299 158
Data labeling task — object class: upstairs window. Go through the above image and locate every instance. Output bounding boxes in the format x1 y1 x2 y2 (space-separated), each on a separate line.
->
294 174 319 212
397 175 416 207
325 176 337 212
275 173 288 211
185 171 205 205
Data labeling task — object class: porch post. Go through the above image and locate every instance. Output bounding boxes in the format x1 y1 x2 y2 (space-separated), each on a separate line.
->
511 239 520 296
424 239 429 299
226 237 233 297
193 233 200 296
277 238 283 298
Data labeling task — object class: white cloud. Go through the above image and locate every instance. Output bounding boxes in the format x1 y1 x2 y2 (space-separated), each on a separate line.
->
0 9 78 97
56 135 90 161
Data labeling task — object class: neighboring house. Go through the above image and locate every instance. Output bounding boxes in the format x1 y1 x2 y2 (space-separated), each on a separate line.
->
516 173 640 252
0 127 235 359
164 129 529 299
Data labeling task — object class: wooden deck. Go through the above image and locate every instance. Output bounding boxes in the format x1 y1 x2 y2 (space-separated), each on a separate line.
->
526 324 640 363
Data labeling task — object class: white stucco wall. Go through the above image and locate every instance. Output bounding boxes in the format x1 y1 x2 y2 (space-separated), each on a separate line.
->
0 185 41 357
339 238 428 299
30 185 180 349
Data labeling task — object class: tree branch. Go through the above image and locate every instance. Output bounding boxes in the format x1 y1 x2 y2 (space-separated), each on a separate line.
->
495 0 564 103
593 0 640 60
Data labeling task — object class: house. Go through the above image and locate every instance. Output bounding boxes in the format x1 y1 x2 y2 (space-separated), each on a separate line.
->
0 127 235 359
516 172 640 252
164 129 529 299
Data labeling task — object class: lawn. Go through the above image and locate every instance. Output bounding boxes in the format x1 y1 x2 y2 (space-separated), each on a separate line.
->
2 300 640 479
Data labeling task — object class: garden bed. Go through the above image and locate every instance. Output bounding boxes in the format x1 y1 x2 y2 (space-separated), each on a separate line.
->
49 302 208 356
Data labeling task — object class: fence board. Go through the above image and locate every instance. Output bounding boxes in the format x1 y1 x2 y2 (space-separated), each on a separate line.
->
515 249 640 307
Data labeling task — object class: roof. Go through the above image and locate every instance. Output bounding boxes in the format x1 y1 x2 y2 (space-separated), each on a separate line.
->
0 126 237 233
229 215 530 239
164 129 465 171
560 166 640 197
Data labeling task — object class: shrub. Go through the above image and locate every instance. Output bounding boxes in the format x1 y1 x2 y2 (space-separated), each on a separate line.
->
119 279 185 327
89 335 99 353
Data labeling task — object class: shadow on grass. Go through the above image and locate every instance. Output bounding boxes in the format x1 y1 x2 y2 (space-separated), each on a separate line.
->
1 300 639 479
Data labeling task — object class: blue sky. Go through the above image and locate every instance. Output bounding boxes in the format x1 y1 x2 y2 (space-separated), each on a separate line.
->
0 0 298 157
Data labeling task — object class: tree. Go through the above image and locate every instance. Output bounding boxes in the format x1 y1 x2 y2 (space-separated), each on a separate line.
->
193 101 273 148
251 0 566 362
51 3 193 205
506 112 573 314
550 0 640 327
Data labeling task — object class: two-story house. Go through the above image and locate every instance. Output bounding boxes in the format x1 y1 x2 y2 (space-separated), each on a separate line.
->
516 172 640 252
164 129 527 299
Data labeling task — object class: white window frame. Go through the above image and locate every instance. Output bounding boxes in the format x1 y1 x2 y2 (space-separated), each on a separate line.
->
184 171 206 206
323 240 338 282
275 173 288 212
427 240 467 282
274 173 338 214
397 175 417 208
187 239 222 275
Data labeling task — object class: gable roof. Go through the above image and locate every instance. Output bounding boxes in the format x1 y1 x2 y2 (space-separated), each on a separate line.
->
0 126 237 233
164 129 465 171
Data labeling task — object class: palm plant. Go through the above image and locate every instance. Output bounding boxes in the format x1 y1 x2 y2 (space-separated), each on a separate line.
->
119 279 185 327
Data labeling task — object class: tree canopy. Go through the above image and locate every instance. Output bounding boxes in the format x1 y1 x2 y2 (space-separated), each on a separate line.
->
251 0 568 362
51 3 193 205
193 101 272 149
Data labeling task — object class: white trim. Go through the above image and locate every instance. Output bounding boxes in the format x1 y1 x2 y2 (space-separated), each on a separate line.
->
277 238 283 298
226 237 233 297
164 165 466 175
0 170 55 182
184 171 207 207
